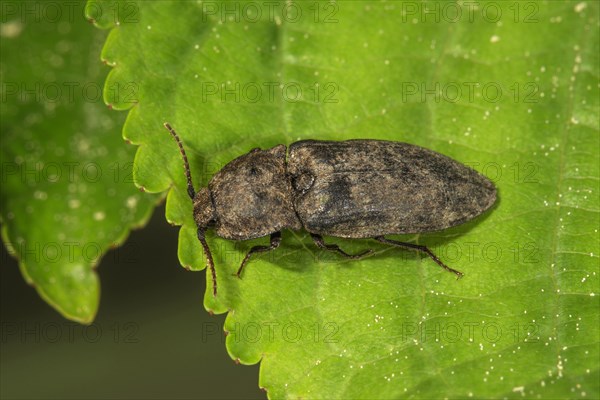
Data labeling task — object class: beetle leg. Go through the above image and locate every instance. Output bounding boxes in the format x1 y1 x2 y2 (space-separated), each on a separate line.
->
374 236 464 279
234 232 282 279
311 234 373 259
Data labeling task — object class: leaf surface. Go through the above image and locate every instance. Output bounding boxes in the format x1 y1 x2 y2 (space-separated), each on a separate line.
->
87 1 599 397
1 1 159 323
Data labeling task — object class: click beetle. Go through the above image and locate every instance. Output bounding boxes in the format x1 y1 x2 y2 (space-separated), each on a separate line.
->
164 123 497 295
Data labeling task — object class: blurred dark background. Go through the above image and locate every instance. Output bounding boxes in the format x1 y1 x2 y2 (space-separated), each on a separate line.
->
1 204 263 399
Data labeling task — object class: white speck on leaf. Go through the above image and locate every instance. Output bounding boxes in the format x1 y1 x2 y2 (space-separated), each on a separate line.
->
126 196 138 209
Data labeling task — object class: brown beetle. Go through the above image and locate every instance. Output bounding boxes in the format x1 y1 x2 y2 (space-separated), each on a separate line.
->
164 123 496 295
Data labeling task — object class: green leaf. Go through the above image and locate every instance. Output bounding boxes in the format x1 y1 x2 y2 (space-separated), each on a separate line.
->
0 1 160 323
87 0 599 397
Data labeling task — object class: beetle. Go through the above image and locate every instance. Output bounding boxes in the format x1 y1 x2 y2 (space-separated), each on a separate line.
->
164 123 497 295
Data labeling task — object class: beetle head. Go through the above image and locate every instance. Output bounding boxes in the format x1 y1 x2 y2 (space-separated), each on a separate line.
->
193 187 216 229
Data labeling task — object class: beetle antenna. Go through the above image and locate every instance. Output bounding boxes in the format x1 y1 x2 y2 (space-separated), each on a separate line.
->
198 228 217 296
164 122 196 200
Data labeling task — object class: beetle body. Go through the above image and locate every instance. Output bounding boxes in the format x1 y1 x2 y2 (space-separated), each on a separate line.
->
165 124 497 295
